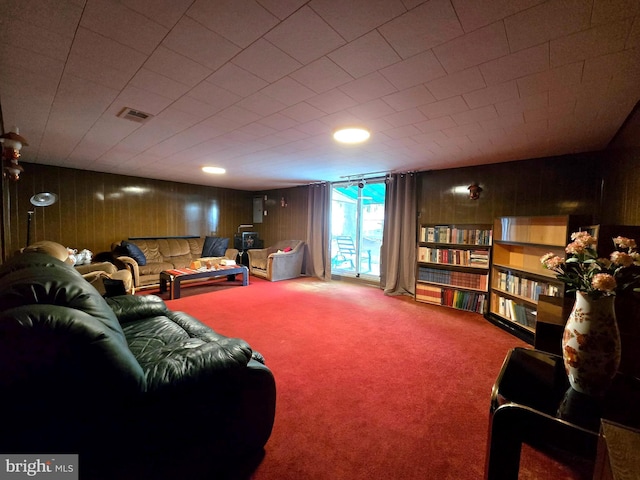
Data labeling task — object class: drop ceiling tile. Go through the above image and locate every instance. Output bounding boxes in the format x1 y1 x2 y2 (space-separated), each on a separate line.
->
170 96 231 121
415 116 457 133
307 89 359 114
2 17 73 62
280 102 326 122
434 21 510 74
479 112 524 132
329 31 401 78
310 0 407 42
296 120 331 135
450 105 498 125
236 92 288 116
215 105 263 127
0 42 65 83
517 62 583 97
524 101 576 122
479 43 548 85
187 0 278 48
257 112 300 130
385 124 422 139
462 80 519 109
258 0 309 19
382 85 436 111
130 69 191 100
320 111 362 128
495 91 548 116
206 63 268 97
550 19 632 67
81 0 168 55
418 96 469 119
145 46 212 87
591 0 640 25
381 0 463 59
266 6 345 64
6 0 83 39
122 0 191 29
348 99 396 120
504 0 591 53
451 0 545 32
380 51 446 90
289 57 354 94
163 16 240 71
338 72 398 103
232 39 302 82
188 81 242 108
627 18 640 48
425 67 486 100
262 77 316 106
383 108 428 128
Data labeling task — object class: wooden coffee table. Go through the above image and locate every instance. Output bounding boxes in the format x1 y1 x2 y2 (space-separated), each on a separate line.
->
159 265 248 299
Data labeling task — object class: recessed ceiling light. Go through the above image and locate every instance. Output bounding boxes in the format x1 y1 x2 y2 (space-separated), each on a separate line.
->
202 166 226 174
333 128 370 144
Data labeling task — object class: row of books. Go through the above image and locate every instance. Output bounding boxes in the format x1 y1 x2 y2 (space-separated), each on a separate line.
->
495 271 560 301
418 266 488 290
495 296 537 328
419 226 493 245
417 247 489 267
416 284 486 313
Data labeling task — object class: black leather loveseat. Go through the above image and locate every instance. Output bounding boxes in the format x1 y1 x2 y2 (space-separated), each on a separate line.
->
0 249 275 479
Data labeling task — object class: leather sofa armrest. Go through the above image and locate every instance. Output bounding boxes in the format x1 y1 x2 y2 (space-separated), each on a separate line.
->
116 255 140 287
106 294 168 324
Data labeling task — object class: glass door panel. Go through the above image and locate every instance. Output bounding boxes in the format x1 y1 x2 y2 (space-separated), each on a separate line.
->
331 180 385 279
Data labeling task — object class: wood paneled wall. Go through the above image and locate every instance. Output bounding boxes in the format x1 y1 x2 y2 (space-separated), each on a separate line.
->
249 185 309 246
600 148 640 225
4 163 253 257
417 153 604 226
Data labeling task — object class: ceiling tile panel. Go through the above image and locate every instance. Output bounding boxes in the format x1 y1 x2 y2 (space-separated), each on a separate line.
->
5 0 83 39
450 105 498 125
81 0 168 55
257 113 300 130
379 0 464 59
279 102 326 123
112 85 174 116
144 46 213 87
379 51 447 90
479 43 549 85
236 92 288 116
206 63 268 97
310 0 407 42
170 96 231 122
516 62 583 97
163 16 241 71
122 0 192 29
383 108 428 128
550 19 632 67
418 96 469 119
307 89 359 114
451 0 545 32
504 0 591 53
266 6 345 64
188 82 241 108
494 91 548 116
591 0 640 25
261 77 316 106
130 69 191 100
187 0 278 48
329 31 401 78
2 17 73 62
347 99 396 120
257 0 308 20
338 72 398 103
382 85 436 112
289 57 354 94
425 67 486 100
463 80 519 109
231 39 302 82
415 116 457 133
433 21 510 74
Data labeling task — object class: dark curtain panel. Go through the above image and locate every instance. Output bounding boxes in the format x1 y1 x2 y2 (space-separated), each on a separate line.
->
380 173 417 296
305 183 331 280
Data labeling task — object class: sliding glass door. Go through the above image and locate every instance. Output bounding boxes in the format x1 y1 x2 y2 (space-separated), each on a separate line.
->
330 180 385 279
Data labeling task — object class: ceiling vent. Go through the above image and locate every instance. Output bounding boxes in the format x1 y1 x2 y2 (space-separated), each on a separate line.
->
117 107 153 124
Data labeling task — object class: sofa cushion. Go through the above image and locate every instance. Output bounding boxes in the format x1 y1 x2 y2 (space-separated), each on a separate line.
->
122 240 147 266
202 236 229 258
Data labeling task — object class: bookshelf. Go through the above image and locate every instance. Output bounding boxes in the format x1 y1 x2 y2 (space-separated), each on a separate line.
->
416 224 492 314
488 215 588 341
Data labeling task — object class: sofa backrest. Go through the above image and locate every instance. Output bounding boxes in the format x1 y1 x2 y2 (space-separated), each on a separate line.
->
127 237 205 266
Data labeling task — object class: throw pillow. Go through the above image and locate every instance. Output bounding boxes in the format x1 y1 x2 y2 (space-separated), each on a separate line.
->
202 236 229 257
121 240 146 266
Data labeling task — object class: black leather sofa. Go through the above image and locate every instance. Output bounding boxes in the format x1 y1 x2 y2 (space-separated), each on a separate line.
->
0 250 276 479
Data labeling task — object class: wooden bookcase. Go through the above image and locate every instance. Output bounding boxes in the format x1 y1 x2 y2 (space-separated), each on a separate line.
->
488 215 588 341
416 224 492 313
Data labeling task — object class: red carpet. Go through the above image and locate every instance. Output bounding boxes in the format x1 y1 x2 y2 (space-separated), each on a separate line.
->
165 277 587 480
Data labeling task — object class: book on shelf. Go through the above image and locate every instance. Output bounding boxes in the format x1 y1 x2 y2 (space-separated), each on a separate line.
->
495 271 560 301
497 296 537 328
417 247 490 267
418 266 488 290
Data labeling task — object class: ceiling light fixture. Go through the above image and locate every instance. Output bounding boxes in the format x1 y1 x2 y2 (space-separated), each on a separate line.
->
333 128 370 144
202 166 226 175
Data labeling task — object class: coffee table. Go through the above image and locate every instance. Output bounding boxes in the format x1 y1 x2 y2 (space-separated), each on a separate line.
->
159 265 248 299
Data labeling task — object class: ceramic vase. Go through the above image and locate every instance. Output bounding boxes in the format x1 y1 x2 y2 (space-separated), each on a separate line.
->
562 291 621 396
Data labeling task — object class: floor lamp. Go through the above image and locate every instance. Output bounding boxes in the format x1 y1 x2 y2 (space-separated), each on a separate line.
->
26 192 58 247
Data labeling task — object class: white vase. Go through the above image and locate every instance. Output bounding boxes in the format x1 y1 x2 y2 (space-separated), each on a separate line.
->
562 291 621 396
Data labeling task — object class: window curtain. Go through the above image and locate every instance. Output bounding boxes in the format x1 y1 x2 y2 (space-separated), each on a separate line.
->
305 183 331 280
380 173 417 296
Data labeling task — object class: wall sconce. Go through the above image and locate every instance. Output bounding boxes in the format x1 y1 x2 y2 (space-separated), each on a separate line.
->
468 184 483 200
280 196 287 207
1 128 28 181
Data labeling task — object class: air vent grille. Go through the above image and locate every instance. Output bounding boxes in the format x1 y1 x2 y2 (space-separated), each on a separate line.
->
117 107 153 123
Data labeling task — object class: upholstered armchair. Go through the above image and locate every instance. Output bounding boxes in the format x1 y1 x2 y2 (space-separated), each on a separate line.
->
247 240 305 282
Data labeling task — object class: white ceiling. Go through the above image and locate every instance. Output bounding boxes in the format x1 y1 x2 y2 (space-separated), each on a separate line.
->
1 0 638 191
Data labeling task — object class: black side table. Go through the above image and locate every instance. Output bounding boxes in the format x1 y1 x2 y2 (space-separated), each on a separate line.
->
485 347 640 480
